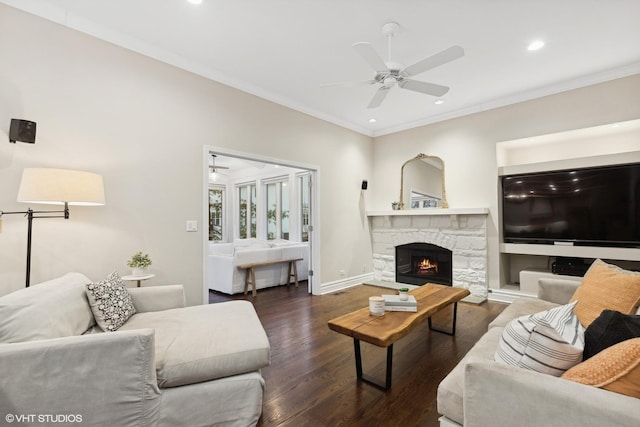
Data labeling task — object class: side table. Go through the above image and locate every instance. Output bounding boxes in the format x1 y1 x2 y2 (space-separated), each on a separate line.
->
121 274 155 287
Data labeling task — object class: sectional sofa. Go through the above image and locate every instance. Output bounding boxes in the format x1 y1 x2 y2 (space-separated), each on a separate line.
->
208 238 309 294
437 259 640 427
0 272 271 426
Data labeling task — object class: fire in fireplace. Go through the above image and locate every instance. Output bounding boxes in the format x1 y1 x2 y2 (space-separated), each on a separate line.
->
396 243 452 286
415 257 438 276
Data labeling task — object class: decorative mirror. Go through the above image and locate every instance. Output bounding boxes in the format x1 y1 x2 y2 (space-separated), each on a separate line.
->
398 154 448 209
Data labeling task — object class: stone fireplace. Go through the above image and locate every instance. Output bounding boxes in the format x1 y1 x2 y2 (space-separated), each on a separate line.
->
396 242 452 286
368 209 489 298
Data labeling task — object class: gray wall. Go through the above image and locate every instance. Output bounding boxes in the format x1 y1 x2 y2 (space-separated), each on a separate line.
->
1 4 638 301
370 74 640 290
0 5 373 303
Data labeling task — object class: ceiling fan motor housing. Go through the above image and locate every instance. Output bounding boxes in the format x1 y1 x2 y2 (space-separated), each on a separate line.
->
324 21 464 108
381 22 400 38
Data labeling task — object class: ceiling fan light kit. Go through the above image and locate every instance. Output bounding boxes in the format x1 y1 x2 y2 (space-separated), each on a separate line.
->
209 153 230 173
325 21 464 109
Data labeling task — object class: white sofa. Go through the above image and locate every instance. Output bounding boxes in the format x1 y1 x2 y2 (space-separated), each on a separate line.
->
208 239 309 294
0 272 271 426
437 277 640 427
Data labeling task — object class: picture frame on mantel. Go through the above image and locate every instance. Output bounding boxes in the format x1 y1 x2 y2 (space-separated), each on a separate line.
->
409 191 442 208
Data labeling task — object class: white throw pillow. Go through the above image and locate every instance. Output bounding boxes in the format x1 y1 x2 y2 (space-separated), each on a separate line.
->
495 301 585 376
85 271 136 332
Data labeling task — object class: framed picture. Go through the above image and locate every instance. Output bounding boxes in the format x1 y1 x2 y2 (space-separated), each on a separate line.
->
423 198 438 208
410 193 441 208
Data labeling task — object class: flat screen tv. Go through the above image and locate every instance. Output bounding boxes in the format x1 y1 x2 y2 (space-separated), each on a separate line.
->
501 163 640 247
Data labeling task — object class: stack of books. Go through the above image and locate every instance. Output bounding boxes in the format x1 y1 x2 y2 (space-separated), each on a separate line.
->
381 294 418 312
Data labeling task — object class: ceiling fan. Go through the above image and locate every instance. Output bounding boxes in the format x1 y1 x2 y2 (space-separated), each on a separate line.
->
209 154 229 173
322 22 464 109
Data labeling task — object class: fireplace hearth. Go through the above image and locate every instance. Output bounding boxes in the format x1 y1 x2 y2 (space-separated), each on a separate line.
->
396 243 452 286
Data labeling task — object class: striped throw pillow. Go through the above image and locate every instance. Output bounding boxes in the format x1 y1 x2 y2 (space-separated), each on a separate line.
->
495 301 585 376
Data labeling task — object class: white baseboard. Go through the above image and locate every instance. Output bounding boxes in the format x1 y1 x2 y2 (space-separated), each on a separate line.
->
438 415 463 427
487 288 536 303
319 273 375 294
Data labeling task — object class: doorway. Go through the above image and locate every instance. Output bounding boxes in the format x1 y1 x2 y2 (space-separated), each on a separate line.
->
203 146 319 301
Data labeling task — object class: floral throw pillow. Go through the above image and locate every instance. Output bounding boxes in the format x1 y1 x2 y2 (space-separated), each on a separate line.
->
85 271 136 331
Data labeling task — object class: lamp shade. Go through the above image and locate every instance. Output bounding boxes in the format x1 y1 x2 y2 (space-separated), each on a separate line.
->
17 168 105 206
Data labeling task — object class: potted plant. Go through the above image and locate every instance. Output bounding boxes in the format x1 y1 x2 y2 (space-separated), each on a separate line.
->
398 287 410 301
391 201 399 210
127 251 152 276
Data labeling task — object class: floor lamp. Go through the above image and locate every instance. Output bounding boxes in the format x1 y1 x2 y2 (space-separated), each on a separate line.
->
0 168 105 287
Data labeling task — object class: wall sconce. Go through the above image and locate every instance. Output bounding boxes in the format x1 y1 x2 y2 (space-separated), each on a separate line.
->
0 168 105 287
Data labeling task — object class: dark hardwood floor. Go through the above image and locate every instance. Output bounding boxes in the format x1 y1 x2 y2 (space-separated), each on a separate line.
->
209 283 506 427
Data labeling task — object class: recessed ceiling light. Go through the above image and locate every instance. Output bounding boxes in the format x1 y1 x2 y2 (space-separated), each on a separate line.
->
434 99 444 105
527 40 545 51
369 118 377 123
187 0 202 4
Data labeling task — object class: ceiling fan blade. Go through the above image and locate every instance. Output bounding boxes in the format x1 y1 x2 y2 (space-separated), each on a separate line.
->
352 42 388 73
399 79 450 97
320 79 376 88
367 86 391 109
403 45 464 77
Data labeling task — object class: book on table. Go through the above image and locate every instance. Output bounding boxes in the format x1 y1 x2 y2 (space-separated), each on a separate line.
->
382 294 418 312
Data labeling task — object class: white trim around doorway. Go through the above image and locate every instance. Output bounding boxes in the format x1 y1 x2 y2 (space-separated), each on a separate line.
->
202 145 321 302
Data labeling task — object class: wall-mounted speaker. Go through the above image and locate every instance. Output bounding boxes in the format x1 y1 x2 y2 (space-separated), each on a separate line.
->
361 180 368 190
9 119 36 144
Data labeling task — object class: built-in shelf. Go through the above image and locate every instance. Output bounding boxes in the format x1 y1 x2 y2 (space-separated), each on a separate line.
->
367 208 489 217
496 121 640 295
500 243 640 262
498 151 640 176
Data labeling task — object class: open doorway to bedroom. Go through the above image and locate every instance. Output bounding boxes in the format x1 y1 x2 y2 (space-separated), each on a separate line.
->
203 146 319 301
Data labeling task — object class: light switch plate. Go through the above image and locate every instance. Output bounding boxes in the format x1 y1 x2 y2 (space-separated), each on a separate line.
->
186 220 198 232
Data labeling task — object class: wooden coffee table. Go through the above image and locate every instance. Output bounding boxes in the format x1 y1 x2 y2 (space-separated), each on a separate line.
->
328 283 470 390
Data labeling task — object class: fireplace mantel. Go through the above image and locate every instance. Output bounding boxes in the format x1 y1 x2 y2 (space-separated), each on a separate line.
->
368 207 489 300
367 208 489 217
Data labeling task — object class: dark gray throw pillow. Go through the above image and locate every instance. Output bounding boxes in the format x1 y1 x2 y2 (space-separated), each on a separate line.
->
583 309 640 360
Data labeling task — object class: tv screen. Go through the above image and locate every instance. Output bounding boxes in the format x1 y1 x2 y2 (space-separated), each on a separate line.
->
502 163 640 247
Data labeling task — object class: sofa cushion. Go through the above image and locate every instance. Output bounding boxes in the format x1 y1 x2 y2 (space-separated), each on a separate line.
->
570 259 640 328
85 272 136 331
0 272 95 343
487 296 558 330
233 238 271 254
120 300 270 387
584 310 640 359
437 327 504 425
562 338 640 399
495 301 584 376
269 238 294 247
234 247 283 265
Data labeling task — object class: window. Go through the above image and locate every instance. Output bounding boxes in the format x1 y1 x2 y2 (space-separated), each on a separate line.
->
265 179 289 240
208 186 225 241
299 173 310 242
238 183 256 238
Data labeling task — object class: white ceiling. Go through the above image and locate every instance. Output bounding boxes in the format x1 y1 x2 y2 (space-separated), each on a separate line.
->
3 0 640 137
